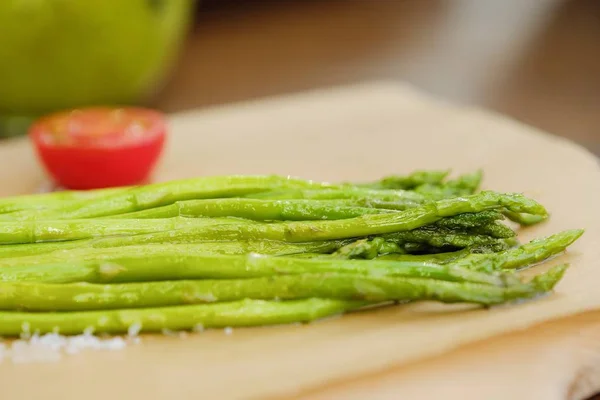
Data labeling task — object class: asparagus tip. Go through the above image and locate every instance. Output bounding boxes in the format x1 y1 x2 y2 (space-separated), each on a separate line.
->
532 263 569 292
544 229 585 249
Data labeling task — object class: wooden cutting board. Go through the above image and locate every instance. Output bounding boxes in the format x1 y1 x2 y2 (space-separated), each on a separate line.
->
0 82 599 400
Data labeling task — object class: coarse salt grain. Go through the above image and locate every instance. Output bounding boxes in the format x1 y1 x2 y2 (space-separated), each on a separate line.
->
20 322 31 339
0 342 5 362
224 327 233 335
0 332 127 364
161 329 189 338
127 323 142 337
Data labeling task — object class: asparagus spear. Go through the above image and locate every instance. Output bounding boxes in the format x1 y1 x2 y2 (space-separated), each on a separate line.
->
0 240 353 268
109 199 387 221
453 229 584 272
0 250 511 286
0 186 129 214
0 175 345 221
467 222 516 239
376 249 471 263
111 199 511 241
0 265 565 311
385 229 580 265
332 238 402 259
0 298 368 336
383 228 511 250
357 170 450 190
0 217 259 244
413 170 483 199
432 210 503 229
503 210 547 226
366 228 510 256
246 187 427 205
0 224 506 258
0 169 462 215
0 192 539 245
111 199 514 239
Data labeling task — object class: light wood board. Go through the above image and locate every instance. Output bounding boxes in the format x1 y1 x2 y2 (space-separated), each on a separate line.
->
0 82 599 400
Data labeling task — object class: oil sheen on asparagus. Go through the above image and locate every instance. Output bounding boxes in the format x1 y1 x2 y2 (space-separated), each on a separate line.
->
0 171 583 336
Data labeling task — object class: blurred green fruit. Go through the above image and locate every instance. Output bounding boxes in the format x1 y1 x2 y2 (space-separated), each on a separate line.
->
0 0 194 137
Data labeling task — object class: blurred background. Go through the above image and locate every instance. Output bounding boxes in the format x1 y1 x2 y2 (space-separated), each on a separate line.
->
0 0 598 156
158 0 599 155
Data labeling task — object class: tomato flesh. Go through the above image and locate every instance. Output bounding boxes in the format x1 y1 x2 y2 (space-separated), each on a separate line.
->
29 107 166 190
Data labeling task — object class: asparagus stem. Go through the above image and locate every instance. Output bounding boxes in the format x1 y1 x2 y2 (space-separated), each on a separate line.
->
0 249 513 286
376 249 471 263
332 238 402 260
431 210 503 229
0 298 367 336
0 192 538 245
453 229 584 272
0 186 129 214
0 217 260 244
383 228 511 250
413 170 483 199
468 222 516 239
0 240 352 268
0 266 563 311
0 175 344 221
109 199 386 221
112 200 514 240
503 210 548 226
246 187 427 205
356 170 450 190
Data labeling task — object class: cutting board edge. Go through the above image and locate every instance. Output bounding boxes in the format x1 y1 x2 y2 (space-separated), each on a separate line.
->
291 308 600 400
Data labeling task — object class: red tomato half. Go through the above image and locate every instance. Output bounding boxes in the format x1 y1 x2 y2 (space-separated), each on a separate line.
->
29 107 166 190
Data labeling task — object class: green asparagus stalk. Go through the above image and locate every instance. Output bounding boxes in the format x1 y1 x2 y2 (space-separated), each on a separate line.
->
109 199 387 221
413 170 483 199
246 187 427 205
0 192 539 245
0 186 129 214
0 217 260 244
0 247 515 286
376 249 471 263
357 170 450 190
431 210 503 229
0 298 368 336
0 234 354 259
453 229 584 272
0 265 566 311
383 228 512 250
0 175 346 221
0 225 506 258
111 199 515 239
503 210 548 226
467 222 516 239
332 229 513 256
0 240 354 268
332 238 402 259
0 169 459 216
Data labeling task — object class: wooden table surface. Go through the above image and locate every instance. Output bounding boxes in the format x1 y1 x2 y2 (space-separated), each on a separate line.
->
155 0 600 156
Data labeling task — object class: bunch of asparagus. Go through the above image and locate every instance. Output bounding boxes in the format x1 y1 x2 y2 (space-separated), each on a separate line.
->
0 171 583 336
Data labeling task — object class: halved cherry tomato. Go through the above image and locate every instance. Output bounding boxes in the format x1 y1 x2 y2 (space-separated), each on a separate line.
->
29 107 166 190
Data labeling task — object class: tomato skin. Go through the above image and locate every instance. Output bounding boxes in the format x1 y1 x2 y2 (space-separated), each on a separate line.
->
29 107 166 190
